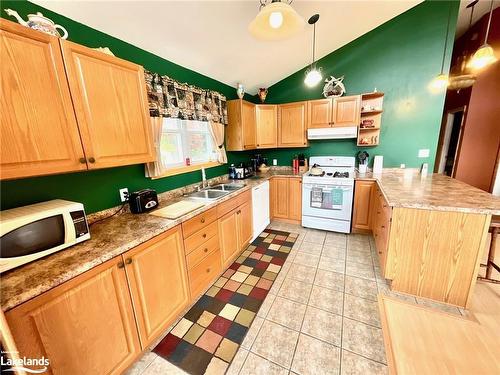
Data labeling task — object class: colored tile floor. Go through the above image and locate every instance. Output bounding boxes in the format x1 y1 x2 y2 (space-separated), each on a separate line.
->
127 222 465 375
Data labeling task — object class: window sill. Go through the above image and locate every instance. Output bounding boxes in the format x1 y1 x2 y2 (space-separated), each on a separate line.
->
150 161 223 179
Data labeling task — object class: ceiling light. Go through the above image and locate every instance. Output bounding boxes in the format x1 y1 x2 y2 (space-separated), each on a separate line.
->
249 1 305 41
468 0 497 71
429 4 452 93
304 14 322 88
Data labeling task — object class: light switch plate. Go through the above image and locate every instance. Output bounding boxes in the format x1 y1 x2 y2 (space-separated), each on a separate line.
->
418 149 430 158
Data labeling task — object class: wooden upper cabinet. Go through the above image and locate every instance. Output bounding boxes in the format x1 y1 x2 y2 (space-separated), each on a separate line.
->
60 40 155 169
123 226 189 349
255 105 277 148
332 95 361 127
6 257 141 375
0 20 86 180
353 180 375 231
288 178 302 221
307 99 332 128
278 102 308 147
226 99 256 151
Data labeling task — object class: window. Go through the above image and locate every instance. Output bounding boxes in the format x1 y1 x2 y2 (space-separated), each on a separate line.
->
160 118 218 169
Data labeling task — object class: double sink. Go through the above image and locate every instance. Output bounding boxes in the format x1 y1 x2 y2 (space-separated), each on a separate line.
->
185 183 245 201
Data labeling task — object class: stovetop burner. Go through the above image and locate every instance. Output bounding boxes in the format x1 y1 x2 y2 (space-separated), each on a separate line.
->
333 172 350 178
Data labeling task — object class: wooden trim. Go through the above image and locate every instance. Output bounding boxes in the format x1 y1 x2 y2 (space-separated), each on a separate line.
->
150 161 222 179
271 217 301 225
377 296 397 375
0 309 25 375
451 104 468 178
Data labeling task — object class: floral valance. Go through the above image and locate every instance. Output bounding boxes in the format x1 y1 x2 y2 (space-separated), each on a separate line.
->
144 70 228 125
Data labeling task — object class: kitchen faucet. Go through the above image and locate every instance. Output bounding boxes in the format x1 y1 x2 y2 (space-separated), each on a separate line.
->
201 167 208 189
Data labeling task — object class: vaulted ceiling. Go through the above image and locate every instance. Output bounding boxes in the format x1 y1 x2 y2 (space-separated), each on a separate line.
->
33 0 423 94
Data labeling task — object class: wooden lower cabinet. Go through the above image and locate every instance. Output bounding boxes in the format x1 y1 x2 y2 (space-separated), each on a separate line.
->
237 201 253 249
270 177 302 223
5 257 141 375
124 226 189 348
352 180 376 232
188 249 222 298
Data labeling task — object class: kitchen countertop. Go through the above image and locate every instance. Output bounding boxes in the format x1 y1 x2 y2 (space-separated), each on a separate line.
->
355 169 500 215
0 170 302 311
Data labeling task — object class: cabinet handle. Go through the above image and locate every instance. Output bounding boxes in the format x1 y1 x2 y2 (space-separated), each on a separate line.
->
79 157 86 164
381 225 385 229
378 251 382 254
204 248 208 253
377 211 381 214
257 144 260 147
201 218 205 223
88 157 96 163
206 267 211 273
125 258 133 265
202 233 207 238
117 261 125 268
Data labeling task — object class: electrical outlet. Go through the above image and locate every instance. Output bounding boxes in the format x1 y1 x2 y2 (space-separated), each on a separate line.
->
418 149 430 158
273 159 278 166
119 188 129 202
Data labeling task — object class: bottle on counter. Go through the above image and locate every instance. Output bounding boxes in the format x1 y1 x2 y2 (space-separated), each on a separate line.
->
292 155 299 174
228 164 236 179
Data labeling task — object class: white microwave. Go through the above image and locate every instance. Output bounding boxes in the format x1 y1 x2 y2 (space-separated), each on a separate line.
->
0 200 90 273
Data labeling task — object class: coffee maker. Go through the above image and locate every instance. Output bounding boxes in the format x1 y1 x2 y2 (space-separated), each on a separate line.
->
250 154 268 172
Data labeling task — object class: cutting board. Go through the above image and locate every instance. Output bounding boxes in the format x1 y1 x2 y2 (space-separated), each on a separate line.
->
150 200 204 219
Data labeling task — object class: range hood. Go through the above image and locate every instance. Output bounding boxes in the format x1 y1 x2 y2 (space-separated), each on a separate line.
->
307 126 358 140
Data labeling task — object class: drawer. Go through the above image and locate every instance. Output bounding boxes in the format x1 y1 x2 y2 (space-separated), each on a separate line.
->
188 249 222 299
186 234 220 269
184 221 218 254
236 189 251 206
217 196 239 218
182 207 217 238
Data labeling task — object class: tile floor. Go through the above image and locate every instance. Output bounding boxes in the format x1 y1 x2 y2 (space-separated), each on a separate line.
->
127 221 464 375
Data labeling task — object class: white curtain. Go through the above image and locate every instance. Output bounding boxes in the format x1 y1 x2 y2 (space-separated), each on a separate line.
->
208 121 227 164
145 117 167 178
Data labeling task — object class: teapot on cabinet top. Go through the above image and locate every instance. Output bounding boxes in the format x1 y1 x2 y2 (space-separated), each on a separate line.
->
4 9 68 39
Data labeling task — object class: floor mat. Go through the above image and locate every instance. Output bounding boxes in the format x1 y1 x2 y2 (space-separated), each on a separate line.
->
153 228 298 375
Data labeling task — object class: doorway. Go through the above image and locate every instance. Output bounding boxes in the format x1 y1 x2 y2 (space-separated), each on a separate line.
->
435 107 466 176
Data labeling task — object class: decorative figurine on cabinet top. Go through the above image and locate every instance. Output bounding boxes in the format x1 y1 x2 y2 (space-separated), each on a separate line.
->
323 75 346 98
258 88 268 103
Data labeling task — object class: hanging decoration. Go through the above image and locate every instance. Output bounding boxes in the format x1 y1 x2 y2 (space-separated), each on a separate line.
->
144 71 228 125
323 76 346 98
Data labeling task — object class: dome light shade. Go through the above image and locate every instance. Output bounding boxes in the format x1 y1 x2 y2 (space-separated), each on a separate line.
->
467 44 497 70
249 2 305 40
428 73 449 93
304 67 322 87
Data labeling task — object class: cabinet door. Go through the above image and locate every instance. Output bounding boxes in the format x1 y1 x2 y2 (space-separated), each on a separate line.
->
272 177 290 218
219 210 239 267
237 201 253 250
60 40 155 169
288 178 302 221
256 105 277 148
0 20 86 180
353 180 375 230
307 99 332 128
124 226 189 348
242 101 256 149
332 95 361 127
278 102 307 147
6 257 140 375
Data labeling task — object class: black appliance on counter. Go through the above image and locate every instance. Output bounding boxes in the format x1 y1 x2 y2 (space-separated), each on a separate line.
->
129 189 158 213
229 162 254 180
250 154 269 172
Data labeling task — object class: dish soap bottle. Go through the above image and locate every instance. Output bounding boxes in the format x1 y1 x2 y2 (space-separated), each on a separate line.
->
229 164 236 179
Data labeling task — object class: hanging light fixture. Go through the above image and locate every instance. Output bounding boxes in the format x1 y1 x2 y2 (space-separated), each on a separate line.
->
468 0 498 70
248 0 305 41
304 14 322 88
429 4 452 93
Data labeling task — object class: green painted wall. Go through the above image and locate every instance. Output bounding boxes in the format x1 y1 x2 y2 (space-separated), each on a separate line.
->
0 0 251 213
236 0 459 170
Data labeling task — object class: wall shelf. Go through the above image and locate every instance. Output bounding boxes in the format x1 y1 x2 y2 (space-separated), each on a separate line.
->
358 92 384 147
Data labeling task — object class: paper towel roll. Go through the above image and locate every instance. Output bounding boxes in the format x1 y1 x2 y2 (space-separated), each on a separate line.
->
373 155 383 174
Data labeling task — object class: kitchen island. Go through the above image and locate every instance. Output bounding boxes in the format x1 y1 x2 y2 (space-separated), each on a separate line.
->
356 169 500 308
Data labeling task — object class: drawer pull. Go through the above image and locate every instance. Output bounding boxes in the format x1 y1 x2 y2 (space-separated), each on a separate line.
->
381 225 385 229
79 157 86 164
378 251 382 254
201 218 205 223
202 233 207 238
88 157 96 163
206 267 211 273
125 258 133 265
117 261 125 269
204 248 208 253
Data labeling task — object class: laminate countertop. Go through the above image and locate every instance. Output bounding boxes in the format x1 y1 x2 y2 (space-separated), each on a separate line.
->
355 169 500 215
0 170 303 311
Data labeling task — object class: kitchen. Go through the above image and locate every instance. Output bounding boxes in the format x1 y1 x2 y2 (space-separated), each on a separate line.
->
1 1 500 375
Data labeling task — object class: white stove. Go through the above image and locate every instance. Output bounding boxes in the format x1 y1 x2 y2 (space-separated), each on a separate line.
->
302 156 355 233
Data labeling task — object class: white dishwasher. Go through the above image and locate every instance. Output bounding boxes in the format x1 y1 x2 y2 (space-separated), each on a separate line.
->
251 180 270 241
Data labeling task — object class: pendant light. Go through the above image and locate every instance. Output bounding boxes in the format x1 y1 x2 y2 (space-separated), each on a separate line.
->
468 0 498 70
429 4 452 93
304 14 322 88
249 0 305 41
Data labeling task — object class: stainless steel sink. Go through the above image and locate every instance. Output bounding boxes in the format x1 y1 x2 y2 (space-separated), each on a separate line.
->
186 189 230 200
210 183 245 192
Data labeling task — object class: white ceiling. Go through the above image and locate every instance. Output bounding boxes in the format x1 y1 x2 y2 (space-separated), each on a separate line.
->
456 0 500 38
32 0 423 94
